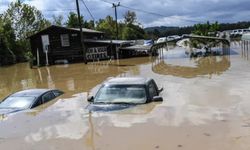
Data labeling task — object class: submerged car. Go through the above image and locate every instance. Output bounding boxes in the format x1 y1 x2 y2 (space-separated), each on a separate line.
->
86 77 163 111
0 89 64 115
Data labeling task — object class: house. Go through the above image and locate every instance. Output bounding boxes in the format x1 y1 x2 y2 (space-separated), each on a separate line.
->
29 25 132 66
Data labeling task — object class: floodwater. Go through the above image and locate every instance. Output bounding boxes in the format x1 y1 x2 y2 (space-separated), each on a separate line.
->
1 42 250 150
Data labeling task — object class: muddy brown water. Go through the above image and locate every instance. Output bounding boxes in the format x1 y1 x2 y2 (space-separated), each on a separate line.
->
1 42 250 150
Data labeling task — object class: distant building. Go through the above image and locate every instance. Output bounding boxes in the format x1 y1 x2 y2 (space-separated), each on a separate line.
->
28 25 132 66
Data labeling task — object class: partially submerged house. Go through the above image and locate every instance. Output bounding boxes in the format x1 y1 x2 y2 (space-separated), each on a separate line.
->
29 25 132 66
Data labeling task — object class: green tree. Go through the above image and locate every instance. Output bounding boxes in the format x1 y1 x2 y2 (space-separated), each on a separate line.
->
83 20 95 29
122 24 145 40
124 10 137 25
0 16 16 64
4 0 50 40
96 16 116 39
66 12 84 28
121 11 145 40
192 21 220 36
3 0 50 61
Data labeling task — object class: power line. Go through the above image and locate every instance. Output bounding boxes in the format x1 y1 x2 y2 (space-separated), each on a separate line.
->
80 0 95 21
40 8 76 12
119 5 199 23
97 0 200 23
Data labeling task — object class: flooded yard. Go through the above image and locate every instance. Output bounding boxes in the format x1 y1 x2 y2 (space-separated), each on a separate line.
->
1 42 250 150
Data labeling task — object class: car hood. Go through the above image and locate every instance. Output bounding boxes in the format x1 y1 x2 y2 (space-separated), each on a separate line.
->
0 108 23 115
86 103 136 112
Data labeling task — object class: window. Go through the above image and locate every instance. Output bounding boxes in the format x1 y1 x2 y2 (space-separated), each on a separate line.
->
60 34 70 47
41 35 50 52
31 99 42 108
53 90 63 97
42 92 55 103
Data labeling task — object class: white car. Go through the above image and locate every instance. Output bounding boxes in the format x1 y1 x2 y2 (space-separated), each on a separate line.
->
156 37 167 43
167 35 181 41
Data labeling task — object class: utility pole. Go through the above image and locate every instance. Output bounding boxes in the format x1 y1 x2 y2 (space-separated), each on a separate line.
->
112 2 120 40
76 0 87 64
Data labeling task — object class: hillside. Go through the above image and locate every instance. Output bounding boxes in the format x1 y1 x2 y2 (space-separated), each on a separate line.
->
144 21 250 37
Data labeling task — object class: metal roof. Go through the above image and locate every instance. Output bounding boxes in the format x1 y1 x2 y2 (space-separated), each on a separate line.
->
120 45 152 50
84 39 132 45
28 25 104 38
69 27 104 34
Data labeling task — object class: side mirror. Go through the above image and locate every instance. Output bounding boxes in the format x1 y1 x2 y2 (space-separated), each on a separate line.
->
158 87 163 93
87 96 94 102
152 96 163 102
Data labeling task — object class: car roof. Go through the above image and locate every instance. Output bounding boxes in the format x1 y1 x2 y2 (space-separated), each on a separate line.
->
10 89 53 97
104 77 152 85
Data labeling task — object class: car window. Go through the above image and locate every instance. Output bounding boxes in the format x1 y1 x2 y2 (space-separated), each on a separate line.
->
148 82 158 99
31 99 42 108
53 90 63 97
42 92 56 103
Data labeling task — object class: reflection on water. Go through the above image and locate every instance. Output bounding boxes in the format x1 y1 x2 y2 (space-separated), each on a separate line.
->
152 47 231 78
241 40 250 60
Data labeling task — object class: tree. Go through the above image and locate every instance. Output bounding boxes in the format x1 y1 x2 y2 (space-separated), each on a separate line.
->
192 21 220 36
52 15 64 26
4 0 50 40
96 16 116 39
3 0 50 62
122 24 145 40
83 20 95 29
0 16 16 64
121 11 145 40
153 29 160 37
124 10 137 25
66 12 84 28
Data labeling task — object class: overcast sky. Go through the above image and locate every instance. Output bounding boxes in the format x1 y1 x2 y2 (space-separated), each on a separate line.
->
1 0 250 27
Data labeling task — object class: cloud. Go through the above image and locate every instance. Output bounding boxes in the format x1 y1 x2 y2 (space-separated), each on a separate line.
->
1 0 250 27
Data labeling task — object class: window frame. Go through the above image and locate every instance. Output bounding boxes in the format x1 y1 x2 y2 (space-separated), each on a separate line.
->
60 34 70 47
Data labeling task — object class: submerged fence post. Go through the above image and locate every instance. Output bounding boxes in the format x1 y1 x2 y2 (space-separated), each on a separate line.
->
36 48 40 67
45 50 49 66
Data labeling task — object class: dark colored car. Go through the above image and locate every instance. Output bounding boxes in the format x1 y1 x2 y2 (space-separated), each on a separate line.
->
0 89 64 115
86 77 163 111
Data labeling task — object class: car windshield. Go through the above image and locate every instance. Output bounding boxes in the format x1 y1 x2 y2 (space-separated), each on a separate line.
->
0 96 36 109
94 85 147 104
